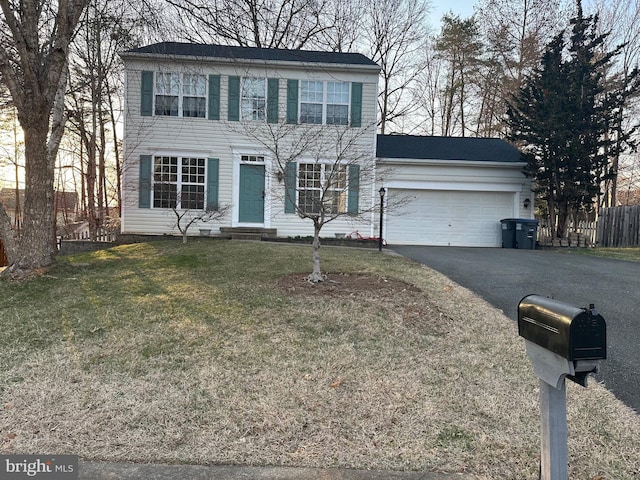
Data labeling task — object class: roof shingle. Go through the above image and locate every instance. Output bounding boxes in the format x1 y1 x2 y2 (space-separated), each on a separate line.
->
376 135 522 163
123 42 379 68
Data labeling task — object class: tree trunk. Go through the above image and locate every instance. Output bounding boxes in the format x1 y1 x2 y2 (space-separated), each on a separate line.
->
556 201 569 239
106 79 122 217
8 123 56 273
308 222 325 283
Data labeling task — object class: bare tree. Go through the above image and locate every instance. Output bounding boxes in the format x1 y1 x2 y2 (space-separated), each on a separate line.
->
240 120 376 283
586 0 640 208
413 38 444 136
66 0 141 239
473 0 570 136
364 0 431 134
316 0 366 52
476 0 570 89
0 0 88 276
163 0 333 49
171 203 230 243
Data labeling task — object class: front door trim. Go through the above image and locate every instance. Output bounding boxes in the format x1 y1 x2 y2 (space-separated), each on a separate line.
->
232 149 271 227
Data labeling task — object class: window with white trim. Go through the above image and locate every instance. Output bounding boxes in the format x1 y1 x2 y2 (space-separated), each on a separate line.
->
182 74 207 118
300 81 324 124
326 82 350 125
155 73 179 116
153 156 206 209
298 163 347 214
241 78 266 121
155 72 207 118
299 80 350 125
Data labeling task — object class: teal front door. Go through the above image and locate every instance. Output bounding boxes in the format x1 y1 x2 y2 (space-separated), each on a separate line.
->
239 164 265 223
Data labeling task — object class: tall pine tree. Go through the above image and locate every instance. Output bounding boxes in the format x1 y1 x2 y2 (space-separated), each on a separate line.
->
507 1 638 238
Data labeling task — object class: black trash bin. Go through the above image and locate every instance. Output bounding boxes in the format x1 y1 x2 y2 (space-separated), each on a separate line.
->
501 218 539 249
514 219 539 249
500 219 516 248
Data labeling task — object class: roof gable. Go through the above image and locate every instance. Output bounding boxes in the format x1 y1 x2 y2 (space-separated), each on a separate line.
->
376 135 522 163
122 42 379 68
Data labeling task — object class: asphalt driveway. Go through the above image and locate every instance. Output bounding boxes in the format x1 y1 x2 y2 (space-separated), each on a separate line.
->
391 245 640 414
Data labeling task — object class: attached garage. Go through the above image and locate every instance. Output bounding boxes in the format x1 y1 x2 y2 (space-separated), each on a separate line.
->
386 190 515 246
377 135 534 247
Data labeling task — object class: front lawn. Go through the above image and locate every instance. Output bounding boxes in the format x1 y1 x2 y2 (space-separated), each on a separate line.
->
1 240 639 479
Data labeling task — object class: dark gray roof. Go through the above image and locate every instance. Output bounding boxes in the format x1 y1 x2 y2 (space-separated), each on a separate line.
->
376 135 522 163
123 42 379 68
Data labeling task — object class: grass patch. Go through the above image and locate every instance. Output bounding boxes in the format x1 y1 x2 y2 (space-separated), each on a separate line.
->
554 246 640 262
1 239 639 479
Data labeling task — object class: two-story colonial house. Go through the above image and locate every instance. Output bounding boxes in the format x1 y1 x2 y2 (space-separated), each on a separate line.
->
120 42 381 239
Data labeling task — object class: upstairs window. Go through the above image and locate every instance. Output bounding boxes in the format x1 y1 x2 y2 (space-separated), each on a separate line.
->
299 80 350 125
326 82 350 125
241 78 266 121
182 74 207 118
154 72 207 118
300 81 324 124
155 73 179 116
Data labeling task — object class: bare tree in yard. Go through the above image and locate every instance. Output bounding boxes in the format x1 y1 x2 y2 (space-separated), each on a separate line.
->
241 121 377 283
474 0 569 135
163 0 333 49
364 0 430 134
413 39 444 136
67 0 141 239
476 0 569 89
171 203 230 244
0 0 88 276
317 0 366 52
587 0 640 208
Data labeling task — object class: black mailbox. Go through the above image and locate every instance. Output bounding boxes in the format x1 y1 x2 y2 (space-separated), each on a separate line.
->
518 294 606 361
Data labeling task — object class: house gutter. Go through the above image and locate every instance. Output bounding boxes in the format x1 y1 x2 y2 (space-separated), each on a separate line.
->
376 157 527 168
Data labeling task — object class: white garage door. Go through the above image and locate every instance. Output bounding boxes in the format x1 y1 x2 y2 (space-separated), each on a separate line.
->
386 190 515 246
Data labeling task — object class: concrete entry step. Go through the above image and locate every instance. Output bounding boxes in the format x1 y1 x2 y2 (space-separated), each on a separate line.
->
220 227 277 240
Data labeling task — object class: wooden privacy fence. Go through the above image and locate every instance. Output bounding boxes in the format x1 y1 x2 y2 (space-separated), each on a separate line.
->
596 205 640 247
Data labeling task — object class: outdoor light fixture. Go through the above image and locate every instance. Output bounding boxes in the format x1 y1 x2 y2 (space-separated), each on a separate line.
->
379 187 386 252
524 198 531 209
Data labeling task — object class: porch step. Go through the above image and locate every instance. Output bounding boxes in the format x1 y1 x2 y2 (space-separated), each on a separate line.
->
220 227 277 241
231 233 262 241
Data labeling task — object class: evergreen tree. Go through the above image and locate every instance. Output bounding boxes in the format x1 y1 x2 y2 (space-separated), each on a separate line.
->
507 1 638 238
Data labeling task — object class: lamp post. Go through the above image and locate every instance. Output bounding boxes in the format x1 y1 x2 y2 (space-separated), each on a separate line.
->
379 187 386 252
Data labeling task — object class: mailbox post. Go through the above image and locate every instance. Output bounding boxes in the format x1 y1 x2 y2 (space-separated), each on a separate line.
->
518 295 606 480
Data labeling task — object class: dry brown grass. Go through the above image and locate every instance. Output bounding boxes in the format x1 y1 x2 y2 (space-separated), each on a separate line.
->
0 241 639 479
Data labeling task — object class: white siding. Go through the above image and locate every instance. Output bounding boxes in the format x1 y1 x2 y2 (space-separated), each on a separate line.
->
122 56 379 237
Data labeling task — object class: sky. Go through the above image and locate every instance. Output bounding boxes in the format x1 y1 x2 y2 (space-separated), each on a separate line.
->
431 0 477 26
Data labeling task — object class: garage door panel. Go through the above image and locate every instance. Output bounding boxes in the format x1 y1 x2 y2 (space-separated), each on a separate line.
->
387 190 515 247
